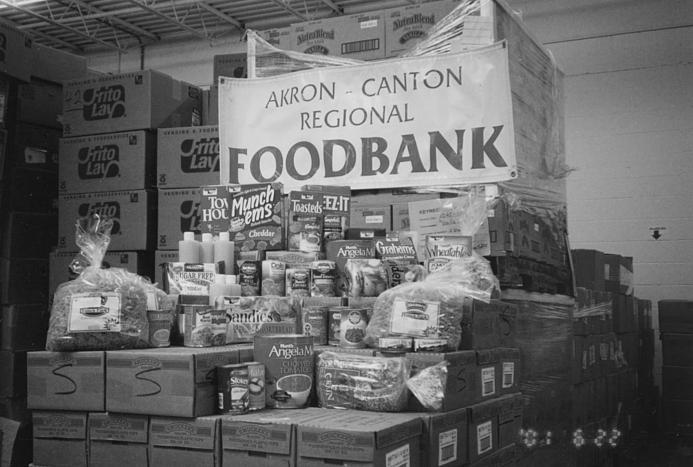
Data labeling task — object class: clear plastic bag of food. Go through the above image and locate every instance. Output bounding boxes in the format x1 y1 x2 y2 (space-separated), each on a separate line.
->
364 254 499 350
46 215 165 351
406 361 449 411
316 351 411 412
344 259 388 298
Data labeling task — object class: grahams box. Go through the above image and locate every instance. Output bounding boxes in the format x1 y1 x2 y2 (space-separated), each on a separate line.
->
59 131 156 193
106 346 239 417
157 187 201 250
62 70 202 137
157 126 219 188
149 416 221 467
89 413 148 467
33 411 88 467
27 351 105 411
58 190 155 251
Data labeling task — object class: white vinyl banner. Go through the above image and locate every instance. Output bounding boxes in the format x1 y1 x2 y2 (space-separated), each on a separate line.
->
219 42 516 191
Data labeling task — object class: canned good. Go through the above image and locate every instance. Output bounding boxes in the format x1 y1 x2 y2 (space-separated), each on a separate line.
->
247 361 266 411
217 363 249 414
328 306 348 346
182 305 216 347
301 306 328 345
309 261 337 297
339 308 369 348
147 310 172 347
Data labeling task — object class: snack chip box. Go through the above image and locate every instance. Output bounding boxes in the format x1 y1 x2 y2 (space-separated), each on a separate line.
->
57 190 156 251
296 409 423 466
106 346 239 417
33 411 88 467
149 415 220 467
62 70 202 137
27 351 105 411
157 126 219 188
157 187 202 250
59 130 156 193
89 412 149 467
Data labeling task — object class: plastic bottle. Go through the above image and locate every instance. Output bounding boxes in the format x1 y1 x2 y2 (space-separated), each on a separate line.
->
200 232 215 263
214 231 235 274
178 231 200 263
209 274 232 306
226 274 242 296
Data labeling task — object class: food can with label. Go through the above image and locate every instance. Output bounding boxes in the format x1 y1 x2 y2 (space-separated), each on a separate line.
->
217 363 249 414
286 267 311 298
339 308 369 348
246 361 266 411
301 306 328 345
182 304 215 347
147 310 172 347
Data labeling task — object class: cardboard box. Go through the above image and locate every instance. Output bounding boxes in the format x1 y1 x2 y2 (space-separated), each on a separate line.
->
213 53 247 82
149 415 220 467
1 304 48 351
62 70 202 137
497 348 520 395
59 130 156 193
571 249 605 291
32 43 88 84
1 211 57 258
613 293 636 334
476 349 500 401
33 411 88 467
467 398 501 463
498 303 517 348
459 299 502 350
469 444 517 467
0 257 50 304
419 407 468 467
221 408 328 467
384 0 456 58
157 187 202 250
659 300 693 334
57 190 156 251
0 350 26 397
106 346 239 417
88 413 148 467
296 409 422 466
350 204 391 231
205 84 219 125
604 253 633 295
7 122 60 172
27 351 105 411
16 79 62 128
662 333 693 367
259 27 292 50
154 250 179 289
157 126 219 188
0 21 33 82
498 393 523 449
2 166 57 213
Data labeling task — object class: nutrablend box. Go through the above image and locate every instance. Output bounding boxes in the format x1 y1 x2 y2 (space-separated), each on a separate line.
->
59 131 156 193
384 0 456 58
157 126 219 188
89 413 149 467
157 187 201 250
62 70 202 137
57 190 156 251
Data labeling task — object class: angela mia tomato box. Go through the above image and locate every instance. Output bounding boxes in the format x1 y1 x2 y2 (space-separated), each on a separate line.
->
199 183 284 252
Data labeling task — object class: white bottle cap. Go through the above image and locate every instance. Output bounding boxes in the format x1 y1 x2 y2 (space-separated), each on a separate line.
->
219 231 230 241
183 231 195 241
202 233 213 242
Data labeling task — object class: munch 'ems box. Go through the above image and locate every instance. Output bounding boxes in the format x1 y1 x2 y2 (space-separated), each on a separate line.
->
62 70 202 137
157 126 219 188
59 131 156 193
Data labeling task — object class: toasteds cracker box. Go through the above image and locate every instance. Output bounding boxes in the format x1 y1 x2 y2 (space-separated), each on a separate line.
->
302 185 351 242
199 183 284 252
157 126 219 188
288 191 323 253
325 240 375 297
425 234 473 273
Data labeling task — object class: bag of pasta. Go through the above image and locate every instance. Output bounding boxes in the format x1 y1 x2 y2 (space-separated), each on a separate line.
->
46 215 164 351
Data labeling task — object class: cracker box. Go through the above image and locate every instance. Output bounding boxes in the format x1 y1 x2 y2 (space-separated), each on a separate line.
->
157 125 219 188
302 184 350 242
288 191 323 253
425 234 473 272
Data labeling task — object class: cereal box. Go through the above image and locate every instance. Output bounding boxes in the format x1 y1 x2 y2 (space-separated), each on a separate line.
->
425 235 473 273
288 191 323 253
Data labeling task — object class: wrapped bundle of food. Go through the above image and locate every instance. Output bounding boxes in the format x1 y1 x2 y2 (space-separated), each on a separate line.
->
316 351 411 412
344 259 388 298
365 255 498 351
222 296 299 343
46 215 166 351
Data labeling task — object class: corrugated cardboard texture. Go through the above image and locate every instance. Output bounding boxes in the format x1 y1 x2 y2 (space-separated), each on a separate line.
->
157 126 219 188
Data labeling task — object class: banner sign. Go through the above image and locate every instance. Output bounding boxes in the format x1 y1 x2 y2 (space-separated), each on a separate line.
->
219 42 516 191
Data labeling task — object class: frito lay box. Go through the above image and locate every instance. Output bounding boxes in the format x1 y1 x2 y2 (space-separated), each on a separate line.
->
157 126 219 188
288 191 323 253
302 185 351 242
325 240 375 297
425 235 473 272
199 183 283 252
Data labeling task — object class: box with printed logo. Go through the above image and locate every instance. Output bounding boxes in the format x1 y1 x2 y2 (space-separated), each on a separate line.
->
89 413 149 467
0 21 33 82
467 398 501 463
419 407 468 467
59 131 156 193
476 349 500 401
106 346 239 417
57 190 155 251
27 351 105 411
296 409 422 466
259 27 292 50
157 126 219 188
149 415 221 467
33 411 88 467
384 0 456 58
8 122 60 172
62 69 202 137
497 348 520 395
350 204 392 231
157 187 201 250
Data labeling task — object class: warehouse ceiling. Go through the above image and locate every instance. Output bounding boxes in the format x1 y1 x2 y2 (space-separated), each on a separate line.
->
0 0 423 54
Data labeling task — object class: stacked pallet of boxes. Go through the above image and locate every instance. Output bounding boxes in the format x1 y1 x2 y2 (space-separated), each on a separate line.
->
0 21 89 467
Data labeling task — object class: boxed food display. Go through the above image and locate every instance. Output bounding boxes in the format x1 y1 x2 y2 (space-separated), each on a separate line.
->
59 131 156 193
8 122 60 172
62 70 202 137
106 346 239 417
1 304 48 351
419 407 469 467
384 0 456 58
259 27 292 50
32 411 88 467
149 416 220 467
27 351 105 411
88 413 148 467
157 126 219 188
157 187 201 250
57 190 156 251
350 204 391 231
16 79 62 128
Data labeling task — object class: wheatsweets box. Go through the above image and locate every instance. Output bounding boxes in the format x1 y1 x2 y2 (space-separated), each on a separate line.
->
157 125 219 188
59 130 156 193
62 70 201 137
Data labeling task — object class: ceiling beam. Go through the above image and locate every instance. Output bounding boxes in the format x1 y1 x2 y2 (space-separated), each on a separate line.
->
0 0 126 52
69 0 159 41
266 0 307 21
123 0 208 40
197 2 243 30
318 0 343 15
27 26 84 52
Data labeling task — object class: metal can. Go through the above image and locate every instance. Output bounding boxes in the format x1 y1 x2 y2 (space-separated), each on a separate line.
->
147 310 172 347
340 308 369 348
217 363 249 414
182 304 215 347
328 306 348 346
246 361 266 411
301 306 328 345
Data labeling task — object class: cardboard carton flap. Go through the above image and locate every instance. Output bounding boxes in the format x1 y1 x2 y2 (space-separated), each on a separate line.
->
33 411 87 439
88 413 148 443
149 416 219 450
